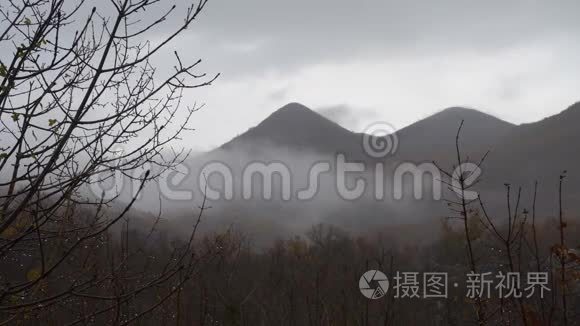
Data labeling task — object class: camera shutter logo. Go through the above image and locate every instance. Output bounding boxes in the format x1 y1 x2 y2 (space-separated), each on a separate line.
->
359 270 390 299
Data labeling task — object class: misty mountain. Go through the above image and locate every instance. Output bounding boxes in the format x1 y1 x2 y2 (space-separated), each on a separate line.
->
216 103 517 166
220 100 579 189
482 102 580 196
392 106 515 164
219 102 367 159
127 101 580 232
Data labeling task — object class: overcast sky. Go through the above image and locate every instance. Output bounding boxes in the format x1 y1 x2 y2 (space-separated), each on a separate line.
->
160 0 579 150
6 0 579 151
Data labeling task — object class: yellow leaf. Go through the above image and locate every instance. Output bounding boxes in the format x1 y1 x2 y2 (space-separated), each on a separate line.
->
26 268 41 282
0 226 18 239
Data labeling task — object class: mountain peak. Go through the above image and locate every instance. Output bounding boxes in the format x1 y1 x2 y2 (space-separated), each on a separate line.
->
401 106 514 131
264 102 321 124
278 102 311 112
393 106 515 161
220 102 359 154
439 106 478 114
435 106 501 119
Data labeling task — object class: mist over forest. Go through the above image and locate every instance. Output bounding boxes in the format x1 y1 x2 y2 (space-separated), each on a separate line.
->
1 1 579 325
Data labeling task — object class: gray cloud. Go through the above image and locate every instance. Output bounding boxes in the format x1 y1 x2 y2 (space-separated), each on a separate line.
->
317 105 379 131
3 0 579 150
267 86 291 101
181 0 580 77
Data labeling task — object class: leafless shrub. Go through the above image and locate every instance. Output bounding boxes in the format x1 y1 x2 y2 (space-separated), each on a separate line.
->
0 0 218 323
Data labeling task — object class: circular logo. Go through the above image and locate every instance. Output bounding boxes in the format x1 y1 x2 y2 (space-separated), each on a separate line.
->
359 270 389 299
362 122 398 158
